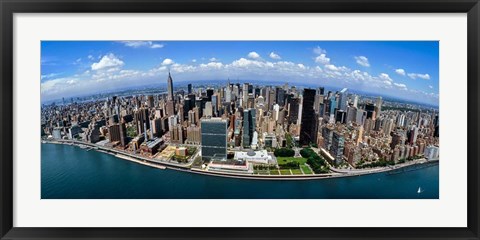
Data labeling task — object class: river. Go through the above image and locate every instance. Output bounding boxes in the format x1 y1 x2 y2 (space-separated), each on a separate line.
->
41 143 439 199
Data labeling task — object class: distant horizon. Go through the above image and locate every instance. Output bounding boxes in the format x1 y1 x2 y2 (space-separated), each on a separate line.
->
42 78 439 108
41 41 439 105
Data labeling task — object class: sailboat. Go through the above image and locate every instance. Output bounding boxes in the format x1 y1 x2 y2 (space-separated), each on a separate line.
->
417 187 424 194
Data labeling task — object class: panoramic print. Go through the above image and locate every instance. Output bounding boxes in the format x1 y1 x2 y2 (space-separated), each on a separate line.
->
41 41 439 199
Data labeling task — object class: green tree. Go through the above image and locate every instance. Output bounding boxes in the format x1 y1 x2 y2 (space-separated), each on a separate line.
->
274 148 295 157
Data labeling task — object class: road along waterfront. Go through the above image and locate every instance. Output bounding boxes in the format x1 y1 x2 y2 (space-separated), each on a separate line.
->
43 140 438 181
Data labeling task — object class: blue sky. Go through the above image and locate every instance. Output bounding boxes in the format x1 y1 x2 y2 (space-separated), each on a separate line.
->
41 41 439 105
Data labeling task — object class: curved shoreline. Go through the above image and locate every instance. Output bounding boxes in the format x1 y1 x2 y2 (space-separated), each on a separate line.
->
43 140 439 181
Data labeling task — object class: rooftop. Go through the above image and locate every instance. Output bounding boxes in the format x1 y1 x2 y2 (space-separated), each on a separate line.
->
234 150 271 160
143 138 163 149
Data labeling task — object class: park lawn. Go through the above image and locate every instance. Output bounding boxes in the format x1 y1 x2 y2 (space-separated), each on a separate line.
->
290 169 303 175
301 165 314 174
269 169 280 175
276 157 307 165
279 169 292 175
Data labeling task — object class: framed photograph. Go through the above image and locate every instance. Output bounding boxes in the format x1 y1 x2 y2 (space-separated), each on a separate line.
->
1 0 479 239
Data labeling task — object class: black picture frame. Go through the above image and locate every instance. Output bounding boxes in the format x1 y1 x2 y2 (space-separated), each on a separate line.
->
1 0 479 239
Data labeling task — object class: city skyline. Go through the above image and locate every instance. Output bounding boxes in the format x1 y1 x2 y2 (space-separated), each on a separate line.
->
41 41 439 105
41 69 439 198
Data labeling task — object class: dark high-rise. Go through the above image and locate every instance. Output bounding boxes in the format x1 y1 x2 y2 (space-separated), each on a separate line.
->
187 84 192 94
434 114 439 137
167 72 174 101
206 89 214 101
318 87 325 95
119 122 128 146
276 87 285 107
109 124 121 142
288 97 300 124
201 118 227 161
242 109 256 148
300 88 316 146
365 103 375 119
109 122 128 147
134 108 150 135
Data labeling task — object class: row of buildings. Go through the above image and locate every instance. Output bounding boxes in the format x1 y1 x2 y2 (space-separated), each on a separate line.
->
42 73 440 169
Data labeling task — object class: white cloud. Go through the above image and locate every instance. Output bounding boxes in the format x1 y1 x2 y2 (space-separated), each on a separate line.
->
407 73 430 80
247 52 261 59
429 85 433 89
354 56 370 67
161 58 174 66
230 58 265 68
41 77 80 94
297 64 306 69
120 41 164 49
269 52 281 60
192 59 197 63
42 53 438 106
91 53 124 71
315 54 330 65
313 46 326 55
41 73 61 80
394 82 408 90
325 64 339 71
87 55 94 60
151 43 164 49
395 68 406 76
379 73 393 82
209 57 218 62
200 62 223 69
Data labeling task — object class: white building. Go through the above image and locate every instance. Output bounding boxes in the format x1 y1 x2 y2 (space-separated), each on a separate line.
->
234 149 272 164
52 127 62 140
207 160 253 174
424 145 439 160
251 131 258 149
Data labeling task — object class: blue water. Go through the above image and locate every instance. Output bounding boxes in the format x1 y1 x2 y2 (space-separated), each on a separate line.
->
41 143 439 199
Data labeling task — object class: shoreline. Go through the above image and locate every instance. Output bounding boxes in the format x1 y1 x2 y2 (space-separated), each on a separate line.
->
43 140 439 181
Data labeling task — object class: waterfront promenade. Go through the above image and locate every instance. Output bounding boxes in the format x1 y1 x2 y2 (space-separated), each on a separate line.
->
47 139 193 170
43 139 438 181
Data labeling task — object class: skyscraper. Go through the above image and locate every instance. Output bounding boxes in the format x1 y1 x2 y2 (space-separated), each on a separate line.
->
242 109 256 148
391 130 406 149
331 131 345 165
119 122 128 146
134 108 150 135
338 88 348 111
187 83 192 94
206 89 214 102
375 96 382 118
201 118 227 161
268 89 275 110
167 72 174 101
212 94 219 116
147 95 155 108
108 124 121 142
329 97 337 115
276 87 285 106
300 88 316 145
242 83 249 107
318 87 325 95
288 97 300 125
322 125 334 150
365 103 375 119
